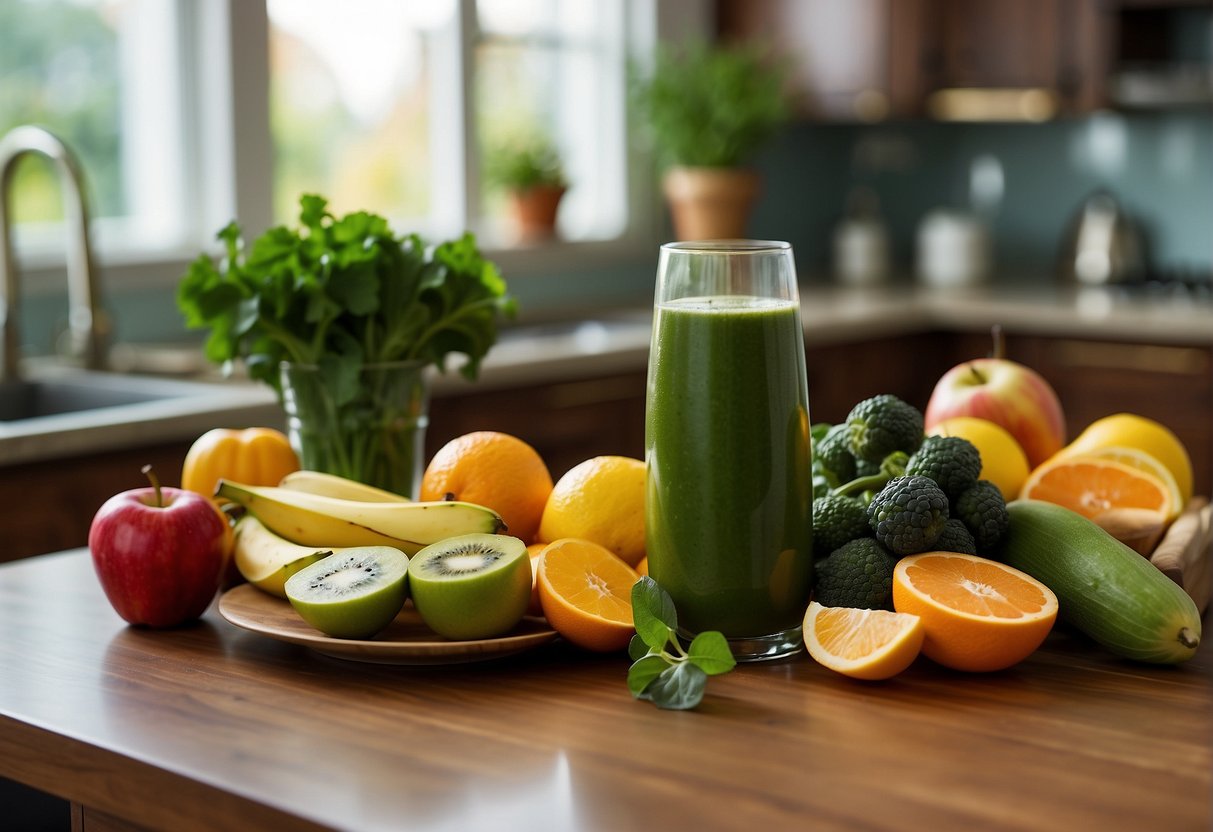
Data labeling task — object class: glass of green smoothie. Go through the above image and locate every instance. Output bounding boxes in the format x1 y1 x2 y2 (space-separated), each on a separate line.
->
645 240 813 661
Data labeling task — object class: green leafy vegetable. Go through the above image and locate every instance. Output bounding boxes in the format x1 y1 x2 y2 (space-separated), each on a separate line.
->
627 577 736 710
177 193 516 400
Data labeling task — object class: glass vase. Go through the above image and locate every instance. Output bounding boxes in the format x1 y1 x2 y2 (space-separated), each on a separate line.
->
280 361 430 498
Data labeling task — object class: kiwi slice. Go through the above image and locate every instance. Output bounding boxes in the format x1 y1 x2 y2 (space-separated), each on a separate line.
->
284 547 410 639
408 533 531 640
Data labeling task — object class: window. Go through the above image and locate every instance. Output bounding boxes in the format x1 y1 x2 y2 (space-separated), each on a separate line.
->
0 0 188 258
2 0 663 292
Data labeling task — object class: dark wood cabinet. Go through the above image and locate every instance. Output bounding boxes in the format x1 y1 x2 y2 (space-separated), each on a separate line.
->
719 0 1109 120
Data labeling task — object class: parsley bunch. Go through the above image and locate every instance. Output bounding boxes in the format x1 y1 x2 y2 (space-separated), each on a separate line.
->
177 193 515 399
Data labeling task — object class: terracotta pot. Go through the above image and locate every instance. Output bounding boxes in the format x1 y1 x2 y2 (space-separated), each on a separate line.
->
508 185 566 243
662 167 761 241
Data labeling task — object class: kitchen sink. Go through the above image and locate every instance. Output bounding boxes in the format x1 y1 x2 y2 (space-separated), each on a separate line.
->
0 375 186 421
0 367 281 466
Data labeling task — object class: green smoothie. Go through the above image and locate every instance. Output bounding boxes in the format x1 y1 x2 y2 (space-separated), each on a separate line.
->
645 295 813 639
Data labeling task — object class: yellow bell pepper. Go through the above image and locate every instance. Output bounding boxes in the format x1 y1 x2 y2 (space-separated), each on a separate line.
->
181 427 300 498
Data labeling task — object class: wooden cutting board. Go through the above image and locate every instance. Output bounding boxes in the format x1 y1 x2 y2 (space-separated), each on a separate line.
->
1150 496 1212 614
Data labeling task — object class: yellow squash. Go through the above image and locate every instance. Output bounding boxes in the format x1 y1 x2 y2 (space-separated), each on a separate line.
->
182 427 300 498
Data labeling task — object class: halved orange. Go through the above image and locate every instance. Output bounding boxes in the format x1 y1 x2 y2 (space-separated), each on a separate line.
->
537 538 639 652
892 552 1058 672
1020 454 1177 522
802 601 924 681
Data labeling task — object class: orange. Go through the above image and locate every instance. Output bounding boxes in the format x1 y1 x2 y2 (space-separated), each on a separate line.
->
1019 455 1176 522
536 456 646 567
537 538 639 652
526 543 546 617
1055 414 1193 504
420 431 553 544
928 416 1030 501
892 552 1058 672
802 601 924 681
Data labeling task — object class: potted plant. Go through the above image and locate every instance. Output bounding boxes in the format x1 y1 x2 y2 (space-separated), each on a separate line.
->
484 134 568 244
630 41 791 240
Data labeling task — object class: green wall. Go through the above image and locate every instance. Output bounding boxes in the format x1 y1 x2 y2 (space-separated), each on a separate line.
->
752 110 1213 278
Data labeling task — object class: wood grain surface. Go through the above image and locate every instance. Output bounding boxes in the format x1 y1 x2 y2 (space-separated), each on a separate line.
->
1 550 1210 832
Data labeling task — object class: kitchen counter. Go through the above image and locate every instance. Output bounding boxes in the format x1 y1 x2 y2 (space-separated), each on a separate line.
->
4 282 1210 467
0 549 1209 831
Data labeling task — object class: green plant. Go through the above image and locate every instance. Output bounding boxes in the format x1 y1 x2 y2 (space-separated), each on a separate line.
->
483 134 567 192
629 40 791 169
627 577 736 710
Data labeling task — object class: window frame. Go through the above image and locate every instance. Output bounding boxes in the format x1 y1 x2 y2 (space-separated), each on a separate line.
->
12 0 717 304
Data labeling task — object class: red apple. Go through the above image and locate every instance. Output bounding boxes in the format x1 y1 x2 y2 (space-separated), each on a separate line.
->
924 357 1065 469
89 466 232 628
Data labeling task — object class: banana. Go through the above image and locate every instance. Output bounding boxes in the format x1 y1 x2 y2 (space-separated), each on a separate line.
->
233 514 334 598
278 470 411 503
217 480 506 554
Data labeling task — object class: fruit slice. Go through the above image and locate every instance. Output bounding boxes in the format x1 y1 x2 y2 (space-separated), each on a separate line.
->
284 547 410 639
408 534 532 640
232 514 333 598
892 552 1058 672
1057 413 1193 504
1019 455 1175 523
1067 446 1184 522
537 538 639 652
802 601 924 681
278 470 410 503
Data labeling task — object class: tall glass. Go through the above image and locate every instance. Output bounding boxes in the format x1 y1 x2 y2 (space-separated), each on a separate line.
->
645 241 813 661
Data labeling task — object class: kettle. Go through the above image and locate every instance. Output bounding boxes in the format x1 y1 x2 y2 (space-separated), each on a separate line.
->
1059 191 1145 285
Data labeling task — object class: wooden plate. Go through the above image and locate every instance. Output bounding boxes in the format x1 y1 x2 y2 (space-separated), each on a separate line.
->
218 584 559 665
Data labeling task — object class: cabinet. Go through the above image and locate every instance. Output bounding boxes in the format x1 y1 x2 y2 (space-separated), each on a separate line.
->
718 0 1107 120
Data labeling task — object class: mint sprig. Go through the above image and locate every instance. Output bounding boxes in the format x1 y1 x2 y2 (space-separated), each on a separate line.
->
627 577 736 710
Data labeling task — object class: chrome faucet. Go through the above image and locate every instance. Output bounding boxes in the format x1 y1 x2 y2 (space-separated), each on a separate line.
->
0 125 109 382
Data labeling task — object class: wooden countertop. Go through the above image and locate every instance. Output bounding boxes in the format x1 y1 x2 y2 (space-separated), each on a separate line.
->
1 550 1209 832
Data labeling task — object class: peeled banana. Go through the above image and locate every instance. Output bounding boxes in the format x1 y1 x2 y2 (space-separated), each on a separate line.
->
278 470 411 503
217 480 506 555
233 514 334 598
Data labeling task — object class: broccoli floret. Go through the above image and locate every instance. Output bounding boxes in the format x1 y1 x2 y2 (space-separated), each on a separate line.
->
813 538 898 610
905 435 982 500
846 394 925 463
815 423 857 485
855 457 881 478
867 475 949 556
933 518 977 555
954 480 1009 553
812 493 869 558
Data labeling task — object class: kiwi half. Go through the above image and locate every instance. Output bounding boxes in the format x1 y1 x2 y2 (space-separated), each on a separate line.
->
408 533 531 640
284 547 410 639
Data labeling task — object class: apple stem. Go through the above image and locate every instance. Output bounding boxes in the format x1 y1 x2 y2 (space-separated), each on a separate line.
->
990 324 1006 360
142 464 164 508
967 363 987 385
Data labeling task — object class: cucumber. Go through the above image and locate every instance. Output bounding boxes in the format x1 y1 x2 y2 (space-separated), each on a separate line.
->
1000 500 1201 664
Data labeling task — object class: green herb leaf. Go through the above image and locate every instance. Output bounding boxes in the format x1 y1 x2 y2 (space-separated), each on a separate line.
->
627 654 670 697
686 631 737 676
638 662 708 710
628 634 652 662
631 576 678 650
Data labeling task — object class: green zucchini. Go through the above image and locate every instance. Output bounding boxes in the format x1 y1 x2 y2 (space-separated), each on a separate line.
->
1000 500 1201 664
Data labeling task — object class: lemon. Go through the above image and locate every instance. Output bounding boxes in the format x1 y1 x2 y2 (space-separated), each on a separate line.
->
927 417 1030 502
1056 414 1193 505
537 456 646 566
